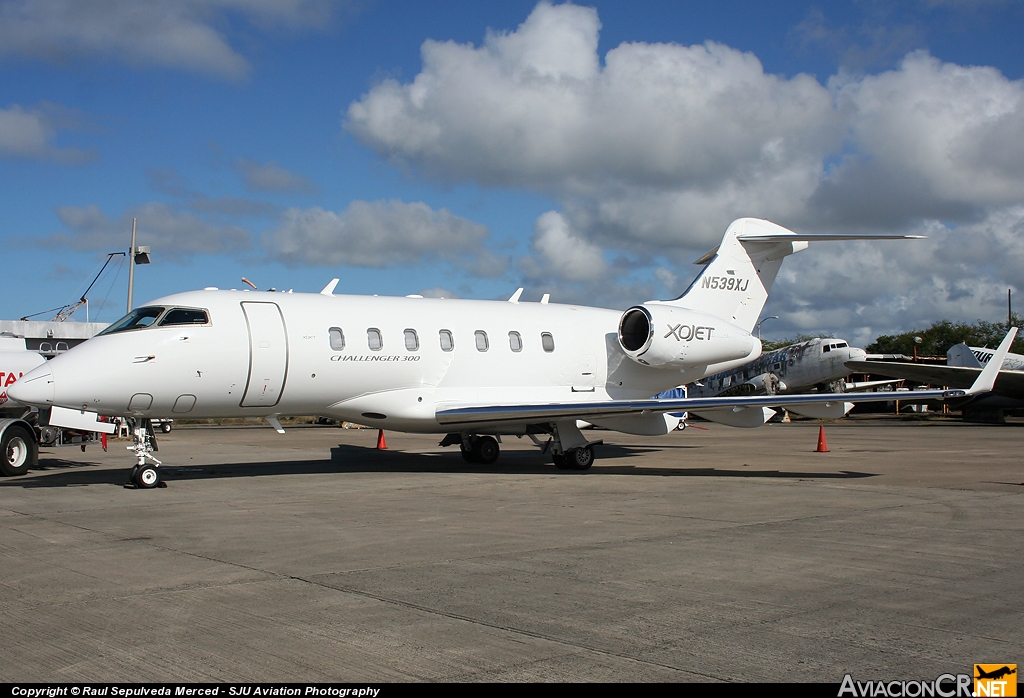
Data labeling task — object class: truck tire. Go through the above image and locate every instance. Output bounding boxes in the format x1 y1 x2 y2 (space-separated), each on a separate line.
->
2 425 36 477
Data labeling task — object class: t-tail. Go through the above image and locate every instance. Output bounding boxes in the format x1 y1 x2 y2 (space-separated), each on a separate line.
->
663 218 925 332
615 218 922 375
667 218 806 332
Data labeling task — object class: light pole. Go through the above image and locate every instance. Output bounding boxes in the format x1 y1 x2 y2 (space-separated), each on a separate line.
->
756 315 779 340
126 217 151 312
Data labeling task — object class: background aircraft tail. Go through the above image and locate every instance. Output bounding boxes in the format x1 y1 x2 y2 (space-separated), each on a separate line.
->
665 218 808 333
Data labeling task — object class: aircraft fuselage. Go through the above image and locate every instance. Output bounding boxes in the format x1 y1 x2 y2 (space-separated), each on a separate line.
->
18 289 759 434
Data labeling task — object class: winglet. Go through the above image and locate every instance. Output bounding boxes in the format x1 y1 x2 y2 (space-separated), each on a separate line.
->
508 287 524 303
965 327 1017 395
320 278 340 296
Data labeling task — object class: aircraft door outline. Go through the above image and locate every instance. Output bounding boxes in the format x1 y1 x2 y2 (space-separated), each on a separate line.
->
240 301 289 408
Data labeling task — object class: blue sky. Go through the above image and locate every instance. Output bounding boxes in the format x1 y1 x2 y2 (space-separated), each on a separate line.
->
3 0 1024 346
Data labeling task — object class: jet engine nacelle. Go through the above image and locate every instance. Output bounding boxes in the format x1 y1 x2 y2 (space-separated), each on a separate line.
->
618 303 760 370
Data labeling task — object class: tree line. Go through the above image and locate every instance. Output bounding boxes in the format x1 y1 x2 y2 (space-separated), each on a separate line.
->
761 315 1024 356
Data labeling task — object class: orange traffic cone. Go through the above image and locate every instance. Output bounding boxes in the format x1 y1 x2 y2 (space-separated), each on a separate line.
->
376 429 387 450
815 425 830 453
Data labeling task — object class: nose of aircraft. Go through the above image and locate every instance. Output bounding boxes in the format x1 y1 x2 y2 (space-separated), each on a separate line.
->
7 363 54 407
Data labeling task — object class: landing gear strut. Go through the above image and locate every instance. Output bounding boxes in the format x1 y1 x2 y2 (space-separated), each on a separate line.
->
549 420 597 471
128 420 163 489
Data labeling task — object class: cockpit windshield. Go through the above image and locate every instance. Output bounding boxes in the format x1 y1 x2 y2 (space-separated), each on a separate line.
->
159 308 210 326
97 306 165 336
97 306 211 336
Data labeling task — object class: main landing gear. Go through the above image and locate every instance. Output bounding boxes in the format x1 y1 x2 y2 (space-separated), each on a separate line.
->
440 421 598 471
127 420 164 489
551 444 595 471
456 434 500 464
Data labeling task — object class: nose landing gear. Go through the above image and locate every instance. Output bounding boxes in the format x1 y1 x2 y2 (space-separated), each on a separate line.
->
126 420 164 489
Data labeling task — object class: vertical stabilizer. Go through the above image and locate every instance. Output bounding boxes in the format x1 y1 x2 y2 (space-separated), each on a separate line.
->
947 343 984 368
667 218 808 332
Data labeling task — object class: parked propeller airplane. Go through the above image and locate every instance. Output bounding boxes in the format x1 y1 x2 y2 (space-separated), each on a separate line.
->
8 218 1012 488
685 337 900 418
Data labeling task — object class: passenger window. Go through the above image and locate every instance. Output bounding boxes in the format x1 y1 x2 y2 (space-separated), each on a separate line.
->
439 330 454 352
159 308 210 326
509 331 523 352
475 330 489 352
541 332 555 352
404 329 419 351
329 327 345 351
367 328 383 351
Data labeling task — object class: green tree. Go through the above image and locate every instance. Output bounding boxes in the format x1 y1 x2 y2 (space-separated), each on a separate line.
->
866 314 1024 356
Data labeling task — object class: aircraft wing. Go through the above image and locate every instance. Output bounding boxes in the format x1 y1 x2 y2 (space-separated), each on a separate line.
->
845 361 1024 397
438 328 1017 428
435 387 961 427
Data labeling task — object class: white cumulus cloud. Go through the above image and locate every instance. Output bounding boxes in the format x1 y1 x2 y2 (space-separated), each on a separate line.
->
346 1 1024 337
50 202 252 258
520 210 607 282
265 199 504 274
0 0 345 79
235 158 316 193
0 102 92 162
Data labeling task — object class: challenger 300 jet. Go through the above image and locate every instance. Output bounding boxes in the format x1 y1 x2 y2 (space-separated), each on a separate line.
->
9 218 1011 488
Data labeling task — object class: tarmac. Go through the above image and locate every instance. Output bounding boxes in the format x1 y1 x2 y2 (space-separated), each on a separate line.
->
1 417 1021 682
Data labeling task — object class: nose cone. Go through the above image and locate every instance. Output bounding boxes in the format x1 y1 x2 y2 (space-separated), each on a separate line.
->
7 364 54 407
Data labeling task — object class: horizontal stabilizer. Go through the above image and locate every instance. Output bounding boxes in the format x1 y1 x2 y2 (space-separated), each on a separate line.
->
735 234 926 242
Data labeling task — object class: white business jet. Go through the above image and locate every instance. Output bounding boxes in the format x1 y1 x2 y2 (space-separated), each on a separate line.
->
9 218 1012 488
